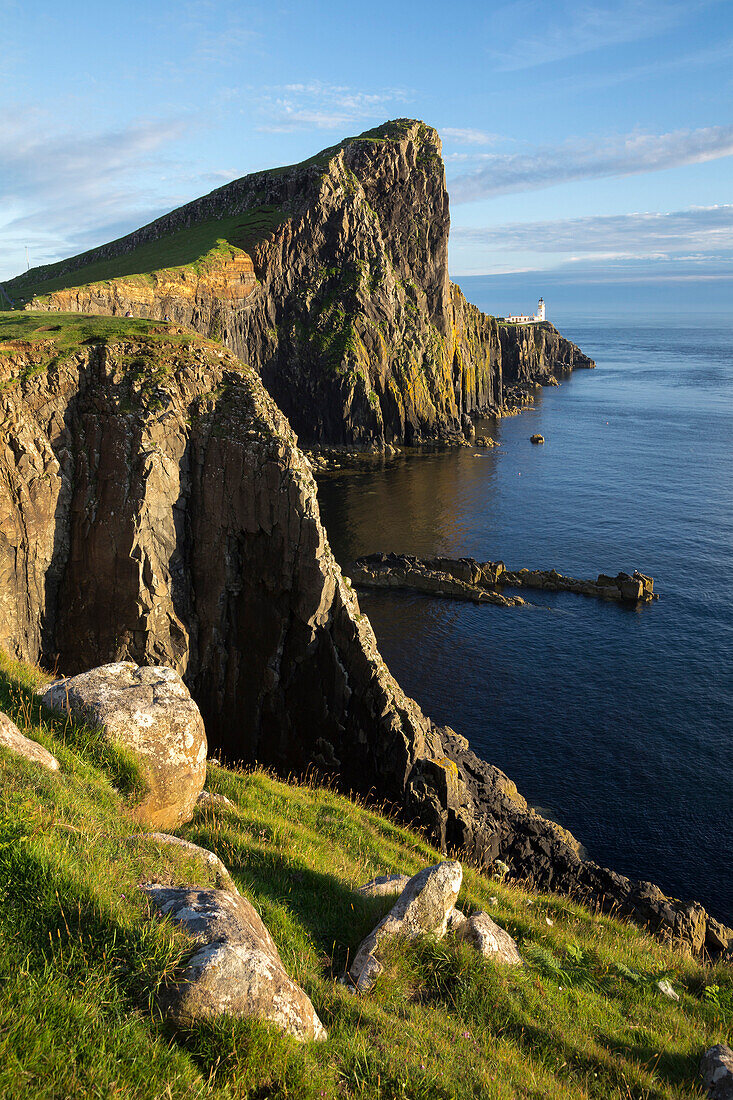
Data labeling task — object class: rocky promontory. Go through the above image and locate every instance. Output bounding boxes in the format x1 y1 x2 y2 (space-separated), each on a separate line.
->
0 314 728 957
7 120 594 449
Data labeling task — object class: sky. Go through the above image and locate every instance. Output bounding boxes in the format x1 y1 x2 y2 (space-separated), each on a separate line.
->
1 0 732 308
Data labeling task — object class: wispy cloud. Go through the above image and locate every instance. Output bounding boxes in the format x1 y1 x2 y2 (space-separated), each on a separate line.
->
254 81 410 134
0 108 203 279
450 124 733 202
486 0 721 71
452 205 733 255
441 127 498 146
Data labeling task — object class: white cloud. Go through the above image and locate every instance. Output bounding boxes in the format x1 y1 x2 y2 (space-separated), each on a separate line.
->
441 127 499 146
0 108 204 279
452 205 733 255
486 0 722 71
255 81 410 134
449 124 733 202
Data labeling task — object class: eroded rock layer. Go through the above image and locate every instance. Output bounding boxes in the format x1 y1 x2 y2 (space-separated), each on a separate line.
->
16 120 593 447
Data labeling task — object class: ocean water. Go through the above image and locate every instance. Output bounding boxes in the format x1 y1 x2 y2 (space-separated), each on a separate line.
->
315 303 733 923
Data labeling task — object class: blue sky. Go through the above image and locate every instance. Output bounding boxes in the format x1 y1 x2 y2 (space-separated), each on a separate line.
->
2 0 732 301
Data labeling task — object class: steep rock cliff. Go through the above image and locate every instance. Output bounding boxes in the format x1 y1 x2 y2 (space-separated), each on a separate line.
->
9 120 593 447
0 315 727 955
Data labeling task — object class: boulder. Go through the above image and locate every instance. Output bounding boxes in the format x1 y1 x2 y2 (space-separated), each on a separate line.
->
0 711 59 772
701 1044 733 1099
348 861 463 991
446 907 468 934
357 874 411 898
138 833 237 892
456 911 523 965
38 662 206 830
141 885 326 1041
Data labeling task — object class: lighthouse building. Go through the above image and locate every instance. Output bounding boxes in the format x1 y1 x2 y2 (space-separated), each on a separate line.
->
505 298 546 324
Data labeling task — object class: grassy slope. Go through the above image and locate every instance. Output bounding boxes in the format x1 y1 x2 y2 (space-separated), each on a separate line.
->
0 651 730 1100
2 119 426 308
3 208 288 307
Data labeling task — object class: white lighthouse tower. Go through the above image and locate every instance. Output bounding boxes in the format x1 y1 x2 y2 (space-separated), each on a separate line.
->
536 297 546 322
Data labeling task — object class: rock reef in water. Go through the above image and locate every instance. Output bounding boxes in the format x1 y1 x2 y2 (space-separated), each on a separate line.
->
8 120 594 449
352 554 658 604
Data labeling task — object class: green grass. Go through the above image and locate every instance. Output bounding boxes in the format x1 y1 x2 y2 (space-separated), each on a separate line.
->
4 207 289 306
0 311 232 389
0 649 729 1098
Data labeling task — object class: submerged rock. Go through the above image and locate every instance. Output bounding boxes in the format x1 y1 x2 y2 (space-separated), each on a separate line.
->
39 663 206 830
0 711 59 772
142 885 326 1041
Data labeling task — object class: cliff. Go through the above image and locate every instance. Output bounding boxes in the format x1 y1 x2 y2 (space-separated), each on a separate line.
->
0 312 728 956
7 120 593 447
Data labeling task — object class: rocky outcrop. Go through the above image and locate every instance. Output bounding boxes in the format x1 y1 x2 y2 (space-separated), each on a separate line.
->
352 553 658 605
701 1045 733 1099
348 861 463 990
39 663 207 830
0 711 59 771
16 120 594 448
141 885 326 1040
0 325 728 956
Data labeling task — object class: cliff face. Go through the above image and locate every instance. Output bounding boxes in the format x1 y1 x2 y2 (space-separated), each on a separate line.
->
0 318 728 955
0 324 433 798
14 121 593 447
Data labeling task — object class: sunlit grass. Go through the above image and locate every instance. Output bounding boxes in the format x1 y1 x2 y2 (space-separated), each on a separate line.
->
0 651 729 1098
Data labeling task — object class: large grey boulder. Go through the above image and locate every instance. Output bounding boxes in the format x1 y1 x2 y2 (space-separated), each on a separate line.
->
701 1045 733 1099
38 662 206 830
136 833 237 892
348 861 463 991
455 911 523 966
0 711 59 772
141 885 326 1041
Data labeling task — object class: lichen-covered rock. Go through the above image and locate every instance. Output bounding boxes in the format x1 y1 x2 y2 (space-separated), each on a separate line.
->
141 885 326 1041
138 833 236 892
357 874 411 898
0 711 59 772
348 861 462 991
38 663 206 829
456 912 522 965
701 1044 733 1099
196 790 235 812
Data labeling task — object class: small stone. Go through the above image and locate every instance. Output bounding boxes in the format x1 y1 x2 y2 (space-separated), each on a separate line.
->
700 1044 733 1099
137 833 237 892
197 790 235 811
530 434 545 444
0 711 59 772
456 912 522 966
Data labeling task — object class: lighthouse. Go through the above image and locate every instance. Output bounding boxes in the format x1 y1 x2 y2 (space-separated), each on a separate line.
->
536 297 546 322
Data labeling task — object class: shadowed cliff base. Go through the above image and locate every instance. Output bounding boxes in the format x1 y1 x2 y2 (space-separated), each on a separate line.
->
7 120 593 449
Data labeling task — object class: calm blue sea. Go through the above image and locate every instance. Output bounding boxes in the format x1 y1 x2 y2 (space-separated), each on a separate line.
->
316 290 733 923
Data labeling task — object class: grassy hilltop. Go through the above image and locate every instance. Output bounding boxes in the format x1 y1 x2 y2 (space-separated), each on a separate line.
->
0 650 730 1100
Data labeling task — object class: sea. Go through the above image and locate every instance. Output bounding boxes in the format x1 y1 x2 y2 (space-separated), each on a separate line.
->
315 278 733 925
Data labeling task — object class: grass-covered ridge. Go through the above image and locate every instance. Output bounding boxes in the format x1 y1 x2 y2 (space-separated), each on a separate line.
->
0 649 729 1099
4 207 288 307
